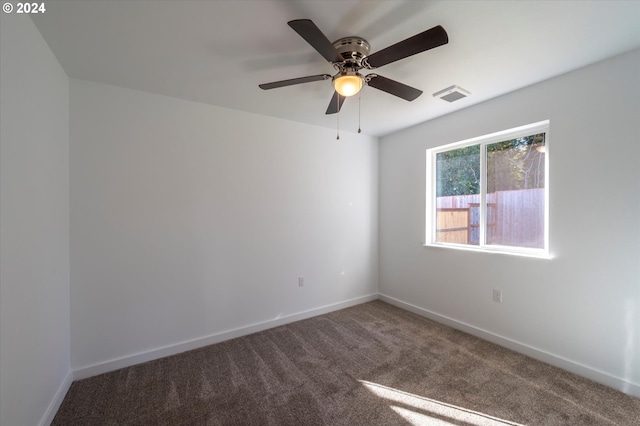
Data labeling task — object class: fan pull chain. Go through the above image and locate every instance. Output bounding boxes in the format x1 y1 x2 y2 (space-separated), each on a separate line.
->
336 94 340 140
357 93 362 134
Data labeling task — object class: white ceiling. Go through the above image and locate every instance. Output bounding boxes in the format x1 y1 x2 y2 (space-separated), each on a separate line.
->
31 0 640 137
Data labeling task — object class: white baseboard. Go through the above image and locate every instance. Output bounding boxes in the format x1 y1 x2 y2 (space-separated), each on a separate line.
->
39 369 73 426
45 292 639 424
379 293 640 398
73 294 379 380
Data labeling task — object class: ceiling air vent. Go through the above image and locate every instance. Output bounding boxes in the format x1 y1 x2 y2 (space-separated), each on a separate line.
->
433 85 470 102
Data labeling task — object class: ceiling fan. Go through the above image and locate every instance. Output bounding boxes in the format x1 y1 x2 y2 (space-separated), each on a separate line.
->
259 19 449 114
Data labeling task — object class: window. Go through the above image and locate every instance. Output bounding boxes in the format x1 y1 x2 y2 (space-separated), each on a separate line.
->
426 121 549 257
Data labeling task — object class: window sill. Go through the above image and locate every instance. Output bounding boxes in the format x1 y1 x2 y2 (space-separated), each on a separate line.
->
423 242 553 259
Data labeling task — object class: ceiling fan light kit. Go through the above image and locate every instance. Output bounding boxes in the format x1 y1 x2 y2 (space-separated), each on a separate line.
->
259 19 449 117
333 71 364 97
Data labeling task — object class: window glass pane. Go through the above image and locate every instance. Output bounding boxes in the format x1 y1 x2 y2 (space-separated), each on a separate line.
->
435 145 480 245
486 134 545 248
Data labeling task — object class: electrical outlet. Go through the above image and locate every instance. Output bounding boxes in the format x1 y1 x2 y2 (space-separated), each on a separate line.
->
492 289 502 303
298 277 304 287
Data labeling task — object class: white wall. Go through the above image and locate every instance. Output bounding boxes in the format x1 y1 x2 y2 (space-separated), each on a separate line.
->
69 79 378 374
379 49 640 396
0 14 71 426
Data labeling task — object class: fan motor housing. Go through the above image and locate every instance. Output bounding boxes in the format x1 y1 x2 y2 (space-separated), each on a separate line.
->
332 37 370 64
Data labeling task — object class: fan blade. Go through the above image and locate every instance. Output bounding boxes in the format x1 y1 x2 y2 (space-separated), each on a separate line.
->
325 91 346 114
366 74 423 101
259 74 331 90
365 25 448 68
288 19 342 63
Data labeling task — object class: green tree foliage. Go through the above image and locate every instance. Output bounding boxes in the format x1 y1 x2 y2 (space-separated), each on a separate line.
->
487 133 545 192
436 133 545 197
436 145 480 196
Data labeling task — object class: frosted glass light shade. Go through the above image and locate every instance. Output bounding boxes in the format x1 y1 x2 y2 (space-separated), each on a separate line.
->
333 74 363 97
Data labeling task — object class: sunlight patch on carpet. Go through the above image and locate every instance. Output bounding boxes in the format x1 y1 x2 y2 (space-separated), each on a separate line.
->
360 380 524 426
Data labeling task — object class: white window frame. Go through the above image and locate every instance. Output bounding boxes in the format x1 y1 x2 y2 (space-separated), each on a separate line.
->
425 120 550 258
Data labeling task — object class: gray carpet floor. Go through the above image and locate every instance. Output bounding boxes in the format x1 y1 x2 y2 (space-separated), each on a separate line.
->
52 300 640 425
